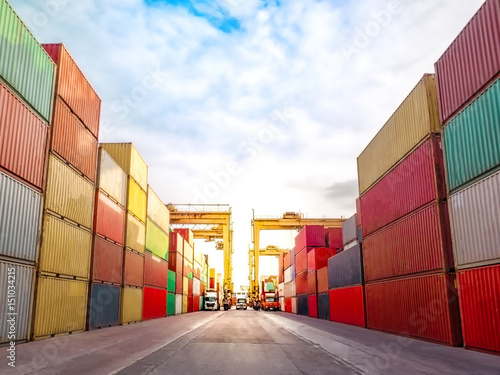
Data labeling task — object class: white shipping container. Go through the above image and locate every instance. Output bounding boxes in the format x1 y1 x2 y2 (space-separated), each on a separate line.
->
97 149 127 207
284 267 292 284
291 297 297 314
193 278 201 296
278 282 284 297
175 294 182 315
279 297 285 311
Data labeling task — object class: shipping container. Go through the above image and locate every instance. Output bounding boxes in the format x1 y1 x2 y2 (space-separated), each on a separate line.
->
168 251 183 274
147 186 170 233
308 247 336 272
168 270 176 293
182 295 188 313
308 295 318 319
365 273 462 346
125 212 145 254
443 77 500 192
278 253 284 270
324 227 343 249
295 225 325 251
50 97 98 182
317 267 329 293
96 148 127 207
175 294 182 315
295 248 307 274
123 249 144 287
328 244 363 289
0 171 42 262
183 276 189 295
435 0 500 124
295 271 308 295
193 295 200 312
315 293 329 321
291 297 297 314
450 170 500 269
363 202 453 282
0 81 49 190
100 143 148 191
193 278 201 295
342 215 357 245
357 74 440 194
127 177 147 223
39 213 92 279
188 279 193 295
297 294 308 316
33 276 88 339
284 297 292 313
360 136 446 237
183 240 194 263
146 219 169 260
307 271 317 295
42 44 101 137
0 0 56 121
329 285 365 327
457 264 500 353
284 251 291 270
144 251 168 288
143 287 167 320
45 154 94 229
120 286 143 324
91 236 123 284
93 191 125 245
169 232 183 254
188 295 194 313
0 261 34 343
284 281 296 298
87 283 120 330
167 292 175 316
284 265 295 284
176 273 183 294
174 228 194 246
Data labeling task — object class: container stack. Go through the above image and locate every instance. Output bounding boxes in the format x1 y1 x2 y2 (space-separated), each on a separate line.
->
100 143 148 326
209 267 216 289
193 245 203 312
308 246 335 320
169 231 184 315
278 252 286 310
143 186 170 320
435 0 500 354
32 43 101 340
87 149 127 330
0 0 56 344
174 229 194 313
283 249 296 313
358 74 462 346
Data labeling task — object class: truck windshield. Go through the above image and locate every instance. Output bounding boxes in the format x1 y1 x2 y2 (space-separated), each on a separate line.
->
206 296 216 302
266 297 276 302
237 299 246 303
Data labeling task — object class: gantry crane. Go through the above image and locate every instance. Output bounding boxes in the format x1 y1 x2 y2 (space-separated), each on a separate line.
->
168 204 234 298
249 211 345 301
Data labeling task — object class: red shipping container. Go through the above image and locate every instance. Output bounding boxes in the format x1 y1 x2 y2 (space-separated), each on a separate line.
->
308 271 317 295
174 228 193 245
193 295 200 312
458 264 500 353
142 286 166 320
308 247 337 272
94 191 126 245
363 202 453 282
329 285 366 327
324 228 342 249
50 97 98 182
144 251 169 288
279 268 284 284
278 253 284 269
284 252 291 270
42 44 101 138
200 282 205 296
209 277 215 289
285 297 292 313
317 267 329 293
0 80 48 191
123 249 144 287
168 251 183 274
92 236 123 284
309 295 318 318
175 272 183 294
296 271 308 295
295 248 307 274
435 0 500 125
169 232 183 254
188 279 193 295
183 259 192 277
295 225 325 251
361 137 446 237
188 295 193 312
365 273 462 346
355 198 362 227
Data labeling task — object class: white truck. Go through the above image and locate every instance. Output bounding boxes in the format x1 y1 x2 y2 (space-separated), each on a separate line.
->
204 290 220 311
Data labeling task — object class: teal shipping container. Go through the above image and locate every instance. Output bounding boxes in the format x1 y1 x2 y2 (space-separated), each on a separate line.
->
167 270 176 293
167 293 175 316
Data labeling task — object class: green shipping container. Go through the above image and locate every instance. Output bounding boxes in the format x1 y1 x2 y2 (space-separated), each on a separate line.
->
444 78 500 192
145 219 169 259
167 270 176 293
200 296 204 311
0 0 55 122
167 293 175 316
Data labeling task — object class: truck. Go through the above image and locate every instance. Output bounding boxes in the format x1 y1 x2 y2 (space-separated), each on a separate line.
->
261 292 280 311
204 289 220 311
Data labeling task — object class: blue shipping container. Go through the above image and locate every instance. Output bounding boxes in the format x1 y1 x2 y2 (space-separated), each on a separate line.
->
328 244 363 289
88 283 120 329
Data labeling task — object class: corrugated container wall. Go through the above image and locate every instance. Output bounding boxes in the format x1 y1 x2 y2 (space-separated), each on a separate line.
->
88 284 120 329
42 43 101 137
120 286 143 324
127 177 147 223
295 225 325 251
329 286 366 327
93 191 126 245
123 249 144 287
91 236 123 284
0 81 49 190
125 213 146 254
342 214 357 245
146 219 169 260
0 0 56 121
147 186 170 233
0 172 42 262
435 0 500 125
144 251 168 288
357 74 440 194
328 245 363 289
96 148 127 207
143 287 167 320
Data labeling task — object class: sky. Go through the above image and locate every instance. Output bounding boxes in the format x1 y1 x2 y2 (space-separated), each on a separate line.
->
10 0 484 290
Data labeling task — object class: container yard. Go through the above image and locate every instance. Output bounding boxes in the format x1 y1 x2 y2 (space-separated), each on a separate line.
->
1 0 500 374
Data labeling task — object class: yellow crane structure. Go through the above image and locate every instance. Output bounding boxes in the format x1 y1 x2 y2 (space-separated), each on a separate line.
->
249 212 345 301
168 204 234 298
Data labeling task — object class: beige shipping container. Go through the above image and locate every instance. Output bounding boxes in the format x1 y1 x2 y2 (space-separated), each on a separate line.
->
45 154 94 229
194 245 203 266
33 276 88 339
100 143 148 192
127 177 147 223
120 286 143 324
183 276 189 295
147 185 170 233
184 240 194 263
357 74 441 195
182 294 188 313
125 212 146 254
97 148 127 207
39 214 92 279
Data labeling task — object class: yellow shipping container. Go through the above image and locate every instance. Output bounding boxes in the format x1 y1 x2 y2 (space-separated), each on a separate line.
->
147 185 170 233
39 214 92 279
182 295 187 313
125 212 145 254
97 148 127 207
183 240 194 262
357 74 440 195
45 154 94 229
210 268 215 278
183 276 188 295
33 276 88 339
100 143 148 192
120 286 143 324
127 177 147 223
194 245 203 266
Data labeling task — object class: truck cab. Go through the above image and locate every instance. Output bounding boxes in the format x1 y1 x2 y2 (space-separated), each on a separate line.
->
204 291 219 311
261 293 280 311
236 298 247 310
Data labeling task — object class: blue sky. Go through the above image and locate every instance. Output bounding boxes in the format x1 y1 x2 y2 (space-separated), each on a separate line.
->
10 0 485 288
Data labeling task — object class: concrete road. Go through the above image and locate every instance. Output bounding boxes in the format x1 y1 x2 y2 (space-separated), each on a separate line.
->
1 309 500 374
